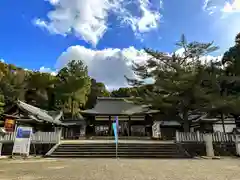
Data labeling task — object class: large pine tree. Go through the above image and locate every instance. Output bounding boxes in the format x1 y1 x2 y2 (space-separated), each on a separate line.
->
126 35 221 132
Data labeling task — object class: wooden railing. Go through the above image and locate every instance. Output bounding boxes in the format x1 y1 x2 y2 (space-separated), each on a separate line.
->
0 131 60 144
212 132 235 143
176 131 235 143
176 131 204 142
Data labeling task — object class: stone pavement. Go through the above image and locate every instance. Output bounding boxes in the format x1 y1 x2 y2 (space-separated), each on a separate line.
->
0 158 240 180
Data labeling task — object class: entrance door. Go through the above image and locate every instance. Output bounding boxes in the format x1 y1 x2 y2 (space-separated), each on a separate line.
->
65 126 81 139
119 121 129 136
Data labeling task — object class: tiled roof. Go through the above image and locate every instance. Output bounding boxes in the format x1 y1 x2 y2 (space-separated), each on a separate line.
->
17 100 66 126
81 97 159 115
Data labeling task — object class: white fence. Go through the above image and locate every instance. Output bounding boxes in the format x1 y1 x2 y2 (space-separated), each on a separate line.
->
176 131 235 143
0 131 60 144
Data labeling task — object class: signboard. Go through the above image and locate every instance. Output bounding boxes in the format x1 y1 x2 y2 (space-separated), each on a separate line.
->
4 119 15 132
12 126 32 156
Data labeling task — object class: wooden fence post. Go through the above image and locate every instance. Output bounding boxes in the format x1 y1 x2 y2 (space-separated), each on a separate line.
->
204 133 214 157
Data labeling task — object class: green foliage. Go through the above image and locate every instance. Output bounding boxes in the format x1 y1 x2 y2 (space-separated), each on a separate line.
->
0 60 108 118
220 32 240 116
85 79 110 109
222 44 240 76
0 62 26 104
0 94 5 116
55 60 91 117
25 71 56 109
126 35 221 131
111 87 133 97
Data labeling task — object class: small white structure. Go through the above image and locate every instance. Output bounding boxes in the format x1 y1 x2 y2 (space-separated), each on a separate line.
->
235 135 240 156
152 121 161 139
190 115 237 133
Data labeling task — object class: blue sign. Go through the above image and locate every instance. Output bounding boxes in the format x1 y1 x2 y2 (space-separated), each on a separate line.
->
16 128 31 139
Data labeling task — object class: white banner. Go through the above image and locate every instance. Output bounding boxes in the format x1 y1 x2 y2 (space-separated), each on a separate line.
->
152 121 161 139
12 126 32 156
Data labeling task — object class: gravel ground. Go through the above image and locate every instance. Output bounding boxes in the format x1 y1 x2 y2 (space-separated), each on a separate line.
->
0 158 240 180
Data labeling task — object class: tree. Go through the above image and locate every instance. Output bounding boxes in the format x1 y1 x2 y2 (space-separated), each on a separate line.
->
110 86 153 98
111 87 132 97
0 63 26 105
126 35 219 132
222 32 240 76
0 94 5 116
95 82 110 97
25 71 56 110
55 60 91 117
201 60 240 133
220 32 240 126
85 79 110 109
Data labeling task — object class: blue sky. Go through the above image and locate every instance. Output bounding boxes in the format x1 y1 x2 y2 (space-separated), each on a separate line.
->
0 0 239 89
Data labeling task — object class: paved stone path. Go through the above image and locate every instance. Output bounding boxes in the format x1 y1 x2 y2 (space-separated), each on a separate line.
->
0 158 240 180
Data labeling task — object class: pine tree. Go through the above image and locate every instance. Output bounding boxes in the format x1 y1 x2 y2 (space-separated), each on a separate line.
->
126 35 220 132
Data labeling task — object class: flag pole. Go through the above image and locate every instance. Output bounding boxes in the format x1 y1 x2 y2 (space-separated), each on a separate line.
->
115 116 119 159
116 141 118 158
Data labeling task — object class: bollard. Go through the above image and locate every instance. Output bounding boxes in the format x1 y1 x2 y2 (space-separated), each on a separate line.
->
204 134 214 157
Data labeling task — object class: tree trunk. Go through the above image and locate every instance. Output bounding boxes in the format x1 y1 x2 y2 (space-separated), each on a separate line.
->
47 88 55 110
183 110 190 132
71 96 74 119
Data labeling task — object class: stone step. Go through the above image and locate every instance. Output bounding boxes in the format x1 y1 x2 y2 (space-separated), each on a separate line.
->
56 145 176 149
52 152 181 156
49 154 188 158
48 143 190 158
55 149 179 153
59 144 177 148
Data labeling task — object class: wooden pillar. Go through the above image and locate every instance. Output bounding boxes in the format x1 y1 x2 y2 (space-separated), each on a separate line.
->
128 116 131 136
93 115 96 136
108 116 111 136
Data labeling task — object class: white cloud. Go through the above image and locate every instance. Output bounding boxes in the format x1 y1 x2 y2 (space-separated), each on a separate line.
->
45 0 60 5
55 46 149 90
55 45 222 90
120 0 161 36
39 66 57 76
175 48 222 65
222 0 240 13
202 0 240 50
34 0 162 46
203 0 218 15
203 0 240 15
0 59 4 63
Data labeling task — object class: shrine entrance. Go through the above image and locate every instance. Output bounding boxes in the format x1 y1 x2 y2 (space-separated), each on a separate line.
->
119 121 129 136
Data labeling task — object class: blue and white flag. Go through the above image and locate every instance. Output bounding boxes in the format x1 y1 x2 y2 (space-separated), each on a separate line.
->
112 122 118 144
115 116 119 133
